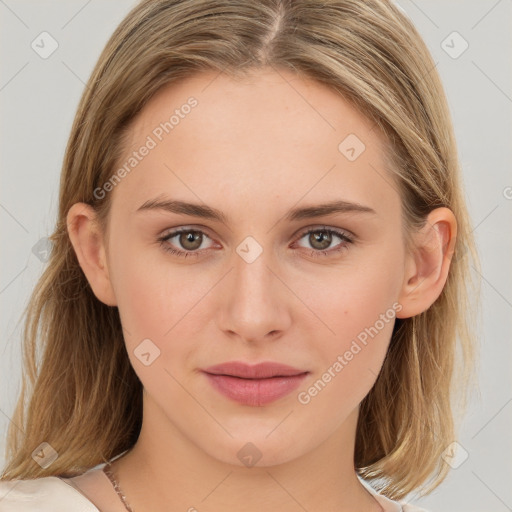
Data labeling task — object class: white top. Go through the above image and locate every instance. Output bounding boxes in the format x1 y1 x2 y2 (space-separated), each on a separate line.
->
0 464 429 512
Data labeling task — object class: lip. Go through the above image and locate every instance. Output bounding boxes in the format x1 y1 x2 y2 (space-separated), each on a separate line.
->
202 361 309 407
203 361 307 379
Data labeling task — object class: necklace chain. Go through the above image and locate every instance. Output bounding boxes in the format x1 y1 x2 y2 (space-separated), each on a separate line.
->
103 462 135 512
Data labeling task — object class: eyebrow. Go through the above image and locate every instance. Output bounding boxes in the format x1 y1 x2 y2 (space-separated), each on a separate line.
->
136 196 377 223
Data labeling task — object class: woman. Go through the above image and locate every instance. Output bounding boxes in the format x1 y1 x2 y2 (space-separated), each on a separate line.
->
0 0 479 511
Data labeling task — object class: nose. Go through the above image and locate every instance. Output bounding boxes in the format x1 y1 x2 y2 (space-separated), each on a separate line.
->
216 239 292 344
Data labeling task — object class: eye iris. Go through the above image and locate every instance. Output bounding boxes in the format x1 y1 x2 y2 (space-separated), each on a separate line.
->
180 231 202 250
310 231 332 250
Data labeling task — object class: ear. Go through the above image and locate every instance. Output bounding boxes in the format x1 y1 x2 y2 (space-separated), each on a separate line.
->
396 207 457 319
66 202 117 307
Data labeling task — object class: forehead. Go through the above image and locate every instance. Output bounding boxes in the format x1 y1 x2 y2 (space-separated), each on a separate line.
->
110 68 399 219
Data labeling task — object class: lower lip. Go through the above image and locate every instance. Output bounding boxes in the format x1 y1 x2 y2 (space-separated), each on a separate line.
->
203 372 309 406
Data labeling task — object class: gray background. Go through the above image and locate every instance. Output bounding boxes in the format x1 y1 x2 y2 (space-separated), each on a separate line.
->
1 1 511 510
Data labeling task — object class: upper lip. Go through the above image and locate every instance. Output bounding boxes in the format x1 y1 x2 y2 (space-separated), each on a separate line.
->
202 361 309 379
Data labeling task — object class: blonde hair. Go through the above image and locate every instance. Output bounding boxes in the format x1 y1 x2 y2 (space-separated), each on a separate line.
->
1 0 480 500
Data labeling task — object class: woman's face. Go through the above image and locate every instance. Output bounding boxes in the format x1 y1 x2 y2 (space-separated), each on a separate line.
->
96 68 411 466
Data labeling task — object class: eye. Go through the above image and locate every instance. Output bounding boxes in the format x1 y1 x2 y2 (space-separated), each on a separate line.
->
157 228 215 258
157 225 354 259
293 226 354 258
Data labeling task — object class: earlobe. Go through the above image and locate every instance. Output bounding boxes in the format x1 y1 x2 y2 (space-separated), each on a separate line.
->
66 203 117 307
396 207 457 319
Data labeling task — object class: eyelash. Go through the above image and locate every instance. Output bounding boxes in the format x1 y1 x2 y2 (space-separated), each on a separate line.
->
157 226 354 259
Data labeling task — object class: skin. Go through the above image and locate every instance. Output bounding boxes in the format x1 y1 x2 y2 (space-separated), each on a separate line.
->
66 67 456 512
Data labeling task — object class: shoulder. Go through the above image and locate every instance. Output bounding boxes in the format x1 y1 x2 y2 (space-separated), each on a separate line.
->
400 501 431 512
358 476 431 512
0 476 100 512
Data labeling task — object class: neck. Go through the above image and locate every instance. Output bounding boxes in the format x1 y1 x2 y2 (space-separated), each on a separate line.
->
109 396 383 512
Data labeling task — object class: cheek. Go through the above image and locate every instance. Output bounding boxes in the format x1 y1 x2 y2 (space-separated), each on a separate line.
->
108 238 210 365
295 293 397 420
298 244 402 339
107 235 169 350
108 249 198 394
293 248 403 405
111 254 166 334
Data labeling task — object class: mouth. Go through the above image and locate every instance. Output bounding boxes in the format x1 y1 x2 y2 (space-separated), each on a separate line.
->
201 361 310 406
